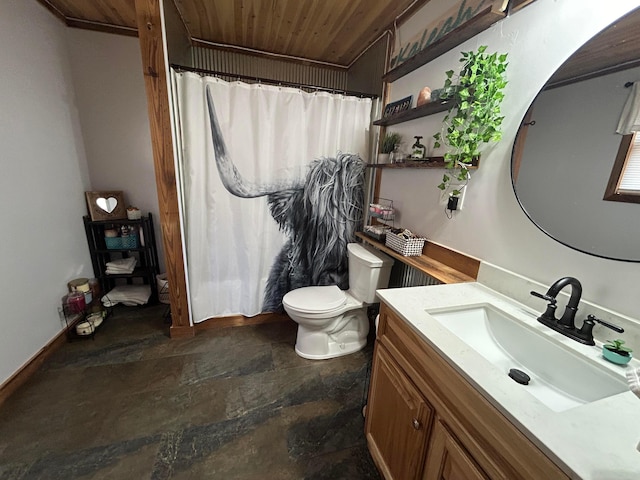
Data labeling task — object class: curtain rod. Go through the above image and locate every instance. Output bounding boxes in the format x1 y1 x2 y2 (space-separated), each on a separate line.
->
170 64 378 99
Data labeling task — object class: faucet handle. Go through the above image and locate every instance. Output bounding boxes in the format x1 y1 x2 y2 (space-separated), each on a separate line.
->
530 290 557 305
586 314 624 333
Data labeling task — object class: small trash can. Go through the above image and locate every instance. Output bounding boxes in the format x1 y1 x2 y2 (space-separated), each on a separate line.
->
156 273 170 304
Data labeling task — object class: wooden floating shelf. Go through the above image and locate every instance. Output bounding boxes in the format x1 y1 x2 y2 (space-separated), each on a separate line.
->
356 233 479 284
367 157 480 169
382 5 506 83
373 100 450 126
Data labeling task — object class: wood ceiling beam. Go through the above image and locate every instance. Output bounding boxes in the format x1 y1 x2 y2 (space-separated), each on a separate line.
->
65 18 138 37
135 0 193 337
36 0 66 23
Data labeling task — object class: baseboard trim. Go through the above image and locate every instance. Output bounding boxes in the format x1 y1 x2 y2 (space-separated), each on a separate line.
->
0 328 69 408
169 324 195 338
195 312 291 331
1 313 292 405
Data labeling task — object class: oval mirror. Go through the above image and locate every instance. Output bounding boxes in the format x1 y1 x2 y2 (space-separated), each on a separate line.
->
512 7 640 262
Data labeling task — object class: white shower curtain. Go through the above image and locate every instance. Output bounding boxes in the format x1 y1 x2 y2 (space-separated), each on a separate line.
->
174 72 372 321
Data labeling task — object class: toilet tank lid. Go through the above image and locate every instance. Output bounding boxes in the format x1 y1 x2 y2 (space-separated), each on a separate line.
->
348 243 394 267
282 285 346 313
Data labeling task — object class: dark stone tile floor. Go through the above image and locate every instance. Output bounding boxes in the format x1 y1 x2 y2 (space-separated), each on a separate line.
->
0 305 381 479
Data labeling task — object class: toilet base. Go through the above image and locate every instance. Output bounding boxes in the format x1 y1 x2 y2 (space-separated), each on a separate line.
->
294 310 369 360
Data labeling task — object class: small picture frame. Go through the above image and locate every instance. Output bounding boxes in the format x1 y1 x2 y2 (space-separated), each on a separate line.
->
383 96 413 118
85 191 127 221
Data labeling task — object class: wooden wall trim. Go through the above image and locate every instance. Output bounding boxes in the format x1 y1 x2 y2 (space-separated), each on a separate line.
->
357 233 479 284
66 18 139 38
422 242 480 280
195 313 291 331
0 329 68 407
135 0 192 338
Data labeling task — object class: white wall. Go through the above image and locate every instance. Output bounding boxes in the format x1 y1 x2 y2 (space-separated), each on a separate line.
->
0 1 93 384
380 0 640 321
65 29 165 271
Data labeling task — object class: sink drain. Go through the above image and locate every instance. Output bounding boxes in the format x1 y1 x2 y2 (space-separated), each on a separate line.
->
508 368 531 385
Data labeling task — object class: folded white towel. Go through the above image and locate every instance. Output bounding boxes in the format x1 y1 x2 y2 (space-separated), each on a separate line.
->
106 257 137 269
106 257 137 275
106 265 136 272
101 285 151 307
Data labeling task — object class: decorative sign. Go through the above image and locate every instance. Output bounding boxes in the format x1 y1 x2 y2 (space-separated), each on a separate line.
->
383 96 413 118
389 0 507 70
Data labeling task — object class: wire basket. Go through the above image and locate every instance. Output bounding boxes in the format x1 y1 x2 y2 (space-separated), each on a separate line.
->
364 225 390 242
385 231 426 256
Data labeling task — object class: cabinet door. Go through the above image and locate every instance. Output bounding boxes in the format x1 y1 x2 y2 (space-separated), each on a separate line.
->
423 419 488 480
365 344 433 480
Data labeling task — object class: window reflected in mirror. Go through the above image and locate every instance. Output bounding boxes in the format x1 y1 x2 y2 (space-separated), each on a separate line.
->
604 132 640 203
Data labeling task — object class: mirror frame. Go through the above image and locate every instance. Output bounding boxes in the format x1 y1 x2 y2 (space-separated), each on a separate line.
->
510 7 640 263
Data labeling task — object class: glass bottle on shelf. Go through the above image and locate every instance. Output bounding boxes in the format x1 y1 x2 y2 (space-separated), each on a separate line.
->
390 144 403 164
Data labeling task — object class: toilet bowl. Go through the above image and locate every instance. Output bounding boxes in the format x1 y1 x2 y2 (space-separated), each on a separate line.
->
282 243 393 360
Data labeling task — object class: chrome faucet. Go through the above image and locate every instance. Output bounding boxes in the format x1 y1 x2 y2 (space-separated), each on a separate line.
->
531 277 623 345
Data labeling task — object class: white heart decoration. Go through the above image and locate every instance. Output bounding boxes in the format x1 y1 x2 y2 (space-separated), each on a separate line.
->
96 197 118 214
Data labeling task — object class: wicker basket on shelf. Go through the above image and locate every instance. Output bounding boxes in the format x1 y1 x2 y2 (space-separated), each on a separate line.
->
385 231 426 256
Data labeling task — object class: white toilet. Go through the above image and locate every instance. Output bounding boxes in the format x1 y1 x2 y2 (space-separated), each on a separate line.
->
282 242 394 360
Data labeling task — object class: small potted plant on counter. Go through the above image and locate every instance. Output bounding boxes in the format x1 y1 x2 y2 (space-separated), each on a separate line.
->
379 132 402 164
602 339 633 365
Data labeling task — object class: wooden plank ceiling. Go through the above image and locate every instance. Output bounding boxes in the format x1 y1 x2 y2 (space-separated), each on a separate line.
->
549 6 640 87
39 1 640 75
40 0 426 66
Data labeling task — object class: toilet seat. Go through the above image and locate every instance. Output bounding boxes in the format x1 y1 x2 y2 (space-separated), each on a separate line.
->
282 285 347 315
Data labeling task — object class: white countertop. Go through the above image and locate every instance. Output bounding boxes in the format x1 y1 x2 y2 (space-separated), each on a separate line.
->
377 282 640 480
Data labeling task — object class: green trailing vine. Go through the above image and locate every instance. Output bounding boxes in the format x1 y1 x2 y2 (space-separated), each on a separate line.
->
433 46 508 195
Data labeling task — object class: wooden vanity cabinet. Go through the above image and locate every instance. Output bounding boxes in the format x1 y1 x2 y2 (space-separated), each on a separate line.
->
365 344 434 480
365 302 570 480
423 419 489 480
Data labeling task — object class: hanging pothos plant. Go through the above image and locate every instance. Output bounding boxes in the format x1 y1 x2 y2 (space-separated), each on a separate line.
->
433 46 508 196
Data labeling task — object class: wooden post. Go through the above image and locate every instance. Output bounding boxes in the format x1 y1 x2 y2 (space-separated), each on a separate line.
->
135 0 193 337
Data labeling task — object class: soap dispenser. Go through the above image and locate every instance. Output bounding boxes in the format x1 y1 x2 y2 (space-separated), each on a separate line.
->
411 136 426 159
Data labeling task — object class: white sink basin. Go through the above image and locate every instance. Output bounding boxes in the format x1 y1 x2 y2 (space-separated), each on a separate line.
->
427 303 628 412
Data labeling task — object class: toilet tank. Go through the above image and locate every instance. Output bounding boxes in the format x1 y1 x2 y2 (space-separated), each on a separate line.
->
347 243 394 303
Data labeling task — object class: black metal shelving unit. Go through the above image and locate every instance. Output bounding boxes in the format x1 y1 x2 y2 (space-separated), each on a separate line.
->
83 214 160 304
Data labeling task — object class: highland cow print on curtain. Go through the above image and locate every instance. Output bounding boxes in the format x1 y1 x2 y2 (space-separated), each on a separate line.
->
174 72 372 321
